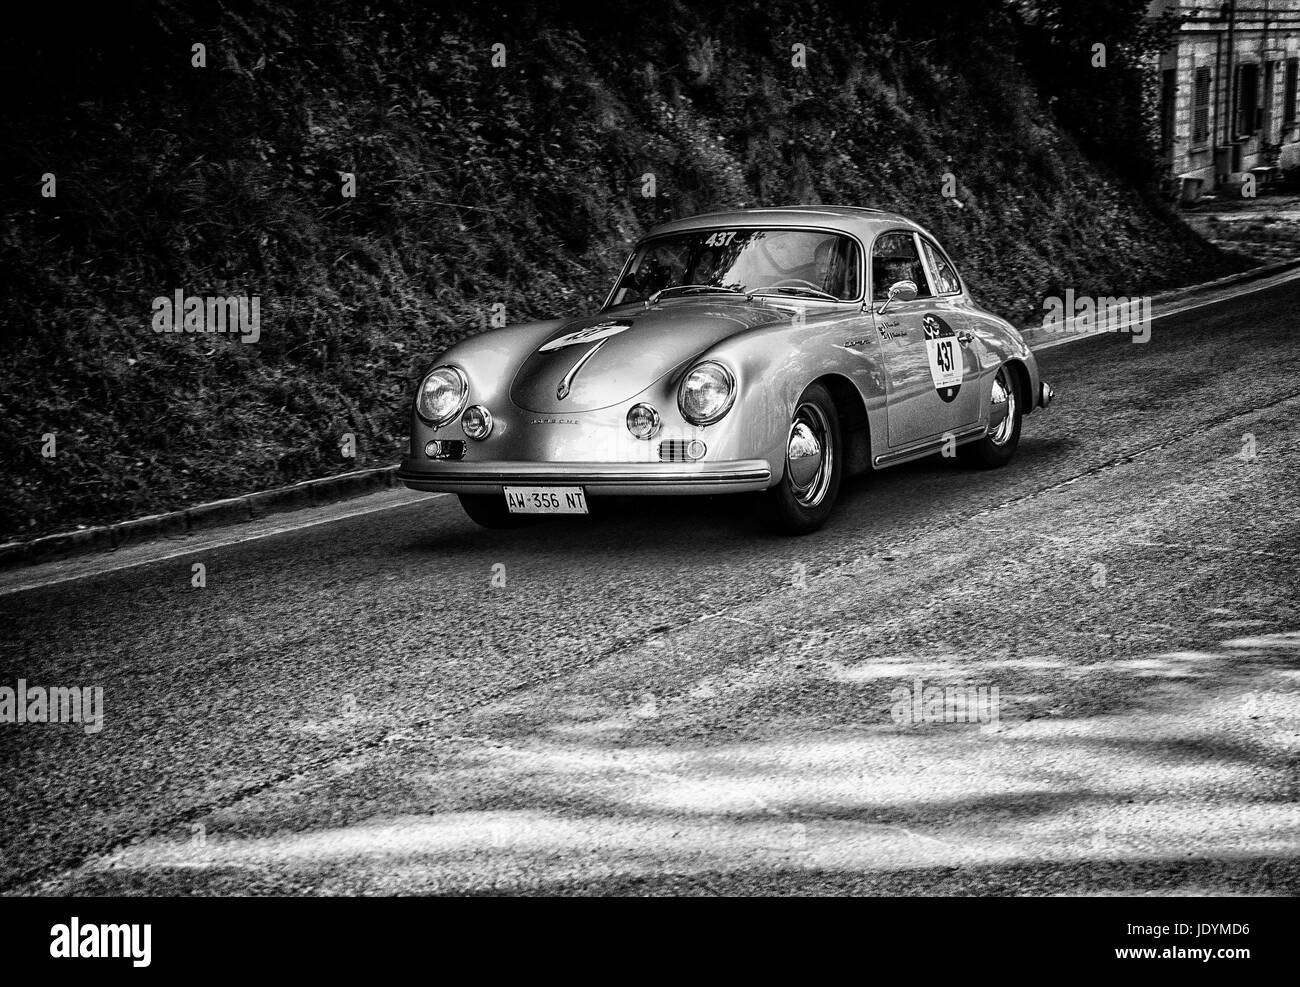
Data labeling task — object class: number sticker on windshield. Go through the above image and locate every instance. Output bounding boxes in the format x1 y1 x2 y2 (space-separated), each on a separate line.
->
702 231 737 247
922 314 963 403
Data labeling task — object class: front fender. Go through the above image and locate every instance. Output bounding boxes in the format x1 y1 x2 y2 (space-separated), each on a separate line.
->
687 308 889 482
410 319 567 441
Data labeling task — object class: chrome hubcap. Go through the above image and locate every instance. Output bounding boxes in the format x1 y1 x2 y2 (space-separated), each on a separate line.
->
787 403 833 508
989 366 1017 446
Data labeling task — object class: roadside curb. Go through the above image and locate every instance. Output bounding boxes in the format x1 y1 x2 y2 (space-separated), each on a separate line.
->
1151 256 1300 303
0 465 399 569
5 256 1299 573
1022 257 1300 351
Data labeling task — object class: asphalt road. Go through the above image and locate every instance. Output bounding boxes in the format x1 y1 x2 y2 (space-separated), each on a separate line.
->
2 279 1299 896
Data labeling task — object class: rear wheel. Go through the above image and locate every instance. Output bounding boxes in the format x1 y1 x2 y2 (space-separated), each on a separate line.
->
959 363 1022 469
760 383 843 535
458 493 535 529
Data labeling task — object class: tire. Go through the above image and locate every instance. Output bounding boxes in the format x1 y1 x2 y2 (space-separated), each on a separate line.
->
760 382 843 535
959 362 1022 469
458 493 536 529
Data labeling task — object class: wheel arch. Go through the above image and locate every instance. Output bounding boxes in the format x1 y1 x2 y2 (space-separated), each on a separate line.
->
1003 358 1032 417
809 373 871 476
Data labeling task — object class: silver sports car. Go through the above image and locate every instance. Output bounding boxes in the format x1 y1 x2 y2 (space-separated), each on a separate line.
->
399 205 1054 534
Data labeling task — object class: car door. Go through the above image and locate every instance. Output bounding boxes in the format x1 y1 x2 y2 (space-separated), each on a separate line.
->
870 231 981 448
916 233 985 426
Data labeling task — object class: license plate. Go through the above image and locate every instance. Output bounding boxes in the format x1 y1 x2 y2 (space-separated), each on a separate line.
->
503 486 588 515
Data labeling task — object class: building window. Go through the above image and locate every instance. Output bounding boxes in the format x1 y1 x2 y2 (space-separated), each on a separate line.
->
1285 58 1298 126
1236 63 1259 137
1192 67 1211 147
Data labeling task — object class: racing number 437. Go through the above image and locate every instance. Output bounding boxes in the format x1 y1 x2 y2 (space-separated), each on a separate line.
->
935 339 954 373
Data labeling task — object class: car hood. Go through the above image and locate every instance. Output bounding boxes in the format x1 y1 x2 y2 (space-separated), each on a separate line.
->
510 300 787 413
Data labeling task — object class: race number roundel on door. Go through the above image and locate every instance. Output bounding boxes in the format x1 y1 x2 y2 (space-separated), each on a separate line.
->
922 314 962 403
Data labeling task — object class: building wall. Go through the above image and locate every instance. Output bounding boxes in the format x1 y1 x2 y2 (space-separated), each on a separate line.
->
1152 0 1300 193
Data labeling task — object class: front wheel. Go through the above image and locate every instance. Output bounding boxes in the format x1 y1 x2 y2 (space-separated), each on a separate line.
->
959 363 1022 469
760 383 843 535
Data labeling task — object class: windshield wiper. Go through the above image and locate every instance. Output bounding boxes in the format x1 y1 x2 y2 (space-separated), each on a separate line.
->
748 285 841 302
645 284 745 307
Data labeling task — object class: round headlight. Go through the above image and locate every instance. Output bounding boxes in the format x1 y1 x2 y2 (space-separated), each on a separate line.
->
461 405 494 440
679 362 736 425
626 403 661 439
416 366 468 426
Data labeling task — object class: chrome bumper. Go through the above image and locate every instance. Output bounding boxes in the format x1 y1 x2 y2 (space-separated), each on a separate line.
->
397 458 773 496
1039 381 1055 409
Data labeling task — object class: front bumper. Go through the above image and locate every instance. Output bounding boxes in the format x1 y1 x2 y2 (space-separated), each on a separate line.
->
398 458 773 496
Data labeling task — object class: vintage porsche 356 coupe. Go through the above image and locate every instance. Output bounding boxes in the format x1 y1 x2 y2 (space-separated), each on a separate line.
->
398 206 1053 534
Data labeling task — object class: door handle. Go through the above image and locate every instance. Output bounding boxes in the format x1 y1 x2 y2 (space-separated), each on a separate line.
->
956 329 974 346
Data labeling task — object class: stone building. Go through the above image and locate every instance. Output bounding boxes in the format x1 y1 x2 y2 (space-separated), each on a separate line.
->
1153 0 1300 197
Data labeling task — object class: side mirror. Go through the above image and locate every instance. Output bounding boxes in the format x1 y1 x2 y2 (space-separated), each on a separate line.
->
875 279 918 316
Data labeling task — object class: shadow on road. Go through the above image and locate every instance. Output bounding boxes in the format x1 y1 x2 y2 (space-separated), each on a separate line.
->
24 631 1298 896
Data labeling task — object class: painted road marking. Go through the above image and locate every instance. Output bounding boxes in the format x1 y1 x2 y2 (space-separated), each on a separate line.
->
0 491 444 597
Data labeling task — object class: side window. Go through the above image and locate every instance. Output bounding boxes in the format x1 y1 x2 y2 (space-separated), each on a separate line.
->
920 239 961 295
871 232 932 301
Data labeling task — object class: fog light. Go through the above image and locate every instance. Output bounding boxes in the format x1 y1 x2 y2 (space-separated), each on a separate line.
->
626 403 661 439
658 439 707 462
424 440 465 460
461 405 494 440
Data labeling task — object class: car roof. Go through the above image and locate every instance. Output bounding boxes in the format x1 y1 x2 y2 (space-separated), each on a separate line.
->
645 205 925 240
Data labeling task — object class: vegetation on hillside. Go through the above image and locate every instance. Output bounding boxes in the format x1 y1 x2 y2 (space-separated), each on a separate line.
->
0 0 1248 539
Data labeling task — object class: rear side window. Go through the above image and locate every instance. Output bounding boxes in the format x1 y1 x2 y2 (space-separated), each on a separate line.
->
871 232 932 300
920 238 962 295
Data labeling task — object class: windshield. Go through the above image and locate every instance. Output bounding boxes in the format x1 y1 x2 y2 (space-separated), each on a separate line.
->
609 228 862 306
